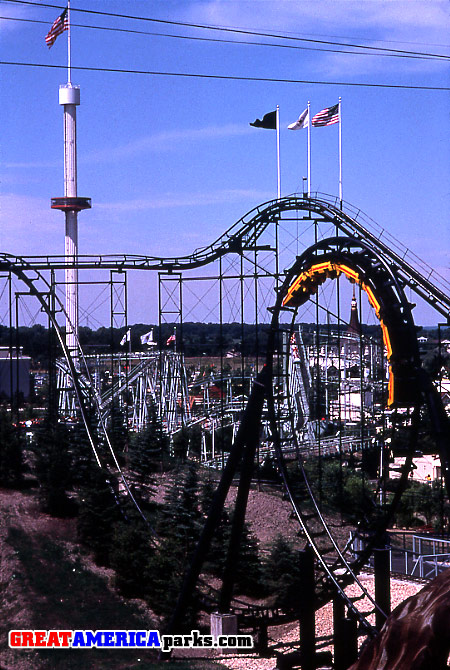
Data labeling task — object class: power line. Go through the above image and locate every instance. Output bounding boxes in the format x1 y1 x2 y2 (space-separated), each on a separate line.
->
1 14 447 62
1 60 448 91
266 28 450 52
4 0 450 61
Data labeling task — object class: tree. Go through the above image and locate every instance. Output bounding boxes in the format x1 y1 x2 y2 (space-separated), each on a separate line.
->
262 536 303 615
230 514 262 596
145 535 199 629
188 424 202 458
160 462 201 555
69 421 97 488
393 480 425 528
144 463 204 626
128 404 168 485
109 400 128 456
33 419 75 516
110 515 154 598
77 468 121 565
200 477 231 577
172 427 190 461
0 406 24 487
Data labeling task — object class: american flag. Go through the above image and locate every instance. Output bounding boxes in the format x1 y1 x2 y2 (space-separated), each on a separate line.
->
311 103 340 127
166 333 176 346
45 8 68 48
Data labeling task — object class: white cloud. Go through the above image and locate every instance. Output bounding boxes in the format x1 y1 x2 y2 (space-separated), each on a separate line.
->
0 2 31 33
4 125 253 169
83 123 252 164
4 160 61 169
95 187 272 212
185 0 449 37
183 0 450 76
0 193 62 255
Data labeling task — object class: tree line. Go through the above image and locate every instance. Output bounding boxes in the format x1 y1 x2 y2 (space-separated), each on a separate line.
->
4 321 441 365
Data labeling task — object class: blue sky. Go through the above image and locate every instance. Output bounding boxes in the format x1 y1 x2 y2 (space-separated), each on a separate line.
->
1 0 449 326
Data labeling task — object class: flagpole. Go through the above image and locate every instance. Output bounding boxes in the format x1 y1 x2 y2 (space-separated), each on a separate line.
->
307 100 311 197
67 0 71 85
276 105 281 200
339 96 342 209
275 106 280 289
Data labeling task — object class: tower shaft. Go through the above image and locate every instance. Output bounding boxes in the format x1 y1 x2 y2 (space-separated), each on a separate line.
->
61 85 79 361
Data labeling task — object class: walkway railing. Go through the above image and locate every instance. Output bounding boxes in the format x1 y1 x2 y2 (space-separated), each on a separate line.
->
350 531 450 580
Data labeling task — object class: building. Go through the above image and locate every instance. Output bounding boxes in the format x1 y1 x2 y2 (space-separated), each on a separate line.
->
0 347 32 400
304 293 386 423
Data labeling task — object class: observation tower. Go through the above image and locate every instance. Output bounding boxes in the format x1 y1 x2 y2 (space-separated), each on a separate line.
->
50 3 90 362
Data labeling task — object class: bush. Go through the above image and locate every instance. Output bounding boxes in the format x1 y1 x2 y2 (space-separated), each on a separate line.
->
262 536 303 615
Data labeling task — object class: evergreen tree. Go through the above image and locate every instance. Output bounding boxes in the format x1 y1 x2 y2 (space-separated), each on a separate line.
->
128 403 168 485
69 421 97 489
172 427 190 461
262 536 303 615
110 515 154 598
33 418 74 516
230 514 262 596
188 424 202 458
77 467 121 565
199 477 215 516
0 406 24 487
160 462 201 555
109 400 128 455
200 477 231 577
145 535 199 630
146 463 203 627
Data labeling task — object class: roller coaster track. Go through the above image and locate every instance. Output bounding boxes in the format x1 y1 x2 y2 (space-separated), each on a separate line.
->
1 193 449 319
262 234 450 637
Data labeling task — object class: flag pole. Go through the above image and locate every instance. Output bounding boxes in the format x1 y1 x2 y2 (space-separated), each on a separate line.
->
67 0 71 85
276 105 281 200
275 106 280 289
339 96 342 209
307 100 311 197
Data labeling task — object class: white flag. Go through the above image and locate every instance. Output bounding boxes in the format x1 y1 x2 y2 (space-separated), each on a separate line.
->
140 329 156 346
120 328 131 346
288 108 309 130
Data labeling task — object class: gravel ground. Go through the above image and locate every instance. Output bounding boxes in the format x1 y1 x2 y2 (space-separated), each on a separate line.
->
209 575 423 670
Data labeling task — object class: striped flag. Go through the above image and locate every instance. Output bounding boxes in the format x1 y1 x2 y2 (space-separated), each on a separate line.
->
166 333 176 346
45 8 68 48
311 103 339 127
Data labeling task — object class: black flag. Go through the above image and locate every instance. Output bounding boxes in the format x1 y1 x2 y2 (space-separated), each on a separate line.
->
250 110 277 129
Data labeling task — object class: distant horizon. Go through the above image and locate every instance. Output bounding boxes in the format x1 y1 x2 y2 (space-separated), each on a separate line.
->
1 320 448 333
